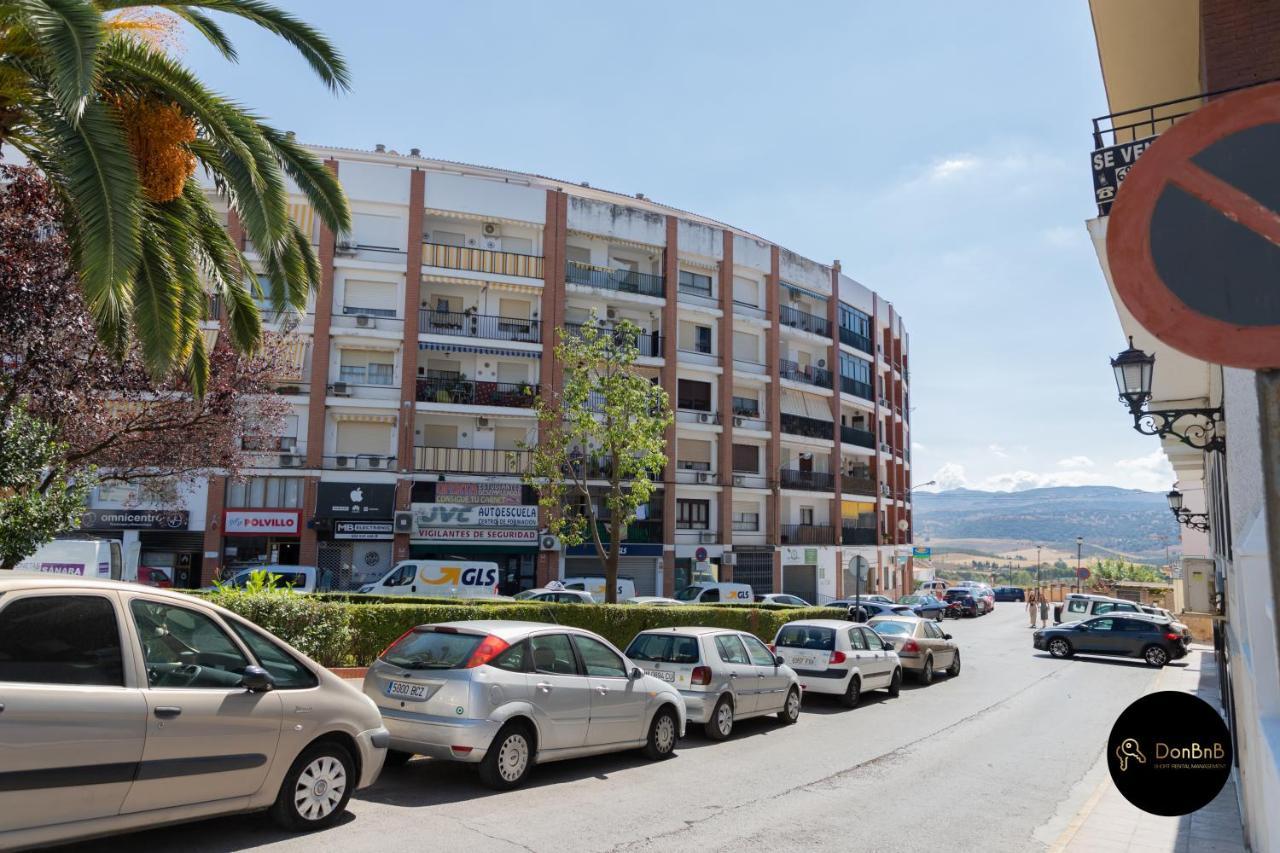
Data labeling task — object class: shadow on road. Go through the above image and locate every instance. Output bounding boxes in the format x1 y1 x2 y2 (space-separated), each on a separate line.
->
1030 652 1190 670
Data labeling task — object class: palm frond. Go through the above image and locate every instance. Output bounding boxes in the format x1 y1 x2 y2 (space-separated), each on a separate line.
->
181 180 261 353
132 210 182 374
259 125 348 233
13 0 101 122
184 328 209 398
165 7 236 61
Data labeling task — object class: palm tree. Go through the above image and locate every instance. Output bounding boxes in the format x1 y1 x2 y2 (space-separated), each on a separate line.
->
0 1 351 391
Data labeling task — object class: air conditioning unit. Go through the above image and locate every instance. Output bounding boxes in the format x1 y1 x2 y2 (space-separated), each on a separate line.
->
331 382 350 396
482 222 501 238
335 455 350 468
355 314 372 327
394 511 414 534
364 457 385 470
732 475 745 487
606 306 618 320
335 232 357 255
721 552 737 566
697 471 713 484
539 533 561 552
733 417 744 427
697 412 711 423
699 531 717 544
788 290 801 302
279 453 301 468
879 398 891 408
817 358 826 369
279 436 298 451
477 417 491 429
880 442 892 453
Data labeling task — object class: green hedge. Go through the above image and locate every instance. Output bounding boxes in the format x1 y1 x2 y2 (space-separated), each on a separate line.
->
205 592 845 668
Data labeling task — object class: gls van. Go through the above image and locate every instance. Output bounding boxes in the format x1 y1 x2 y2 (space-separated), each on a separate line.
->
562 576 637 602
358 560 503 598
673 582 754 604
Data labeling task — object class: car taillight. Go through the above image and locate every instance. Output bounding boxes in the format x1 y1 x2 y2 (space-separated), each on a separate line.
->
901 639 920 654
767 643 775 653
378 627 419 660
1166 633 1180 641
691 665 712 685
465 634 511 668
830 651 847 665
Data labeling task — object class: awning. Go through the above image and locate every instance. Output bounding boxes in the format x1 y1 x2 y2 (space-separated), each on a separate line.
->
780 280 829 301
418 341 540 358
781 389 832 421
201 327 219 352
288 202 315 241
332 412 396 424
269 335 308 382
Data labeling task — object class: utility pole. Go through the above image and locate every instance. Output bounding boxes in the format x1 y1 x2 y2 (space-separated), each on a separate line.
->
1076 536 1084 594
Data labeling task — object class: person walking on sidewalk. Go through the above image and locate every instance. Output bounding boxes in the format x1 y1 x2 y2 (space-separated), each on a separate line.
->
1039 593 1049 629
1028 590 1039 627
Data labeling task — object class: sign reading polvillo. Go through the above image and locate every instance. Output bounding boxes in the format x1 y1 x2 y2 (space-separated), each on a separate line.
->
223 510 302 536
410 502 538 544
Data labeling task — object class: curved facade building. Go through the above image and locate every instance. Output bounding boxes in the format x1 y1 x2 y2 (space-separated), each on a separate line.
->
199 144 913 602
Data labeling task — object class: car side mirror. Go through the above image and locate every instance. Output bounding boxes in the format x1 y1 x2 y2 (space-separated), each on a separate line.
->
630 666 643 680
882 641 894 651
240 665 274 693
943 633 953 640
774 654 785 666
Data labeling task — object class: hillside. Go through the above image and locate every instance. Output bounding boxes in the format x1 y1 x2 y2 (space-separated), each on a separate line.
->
912 486 1181 558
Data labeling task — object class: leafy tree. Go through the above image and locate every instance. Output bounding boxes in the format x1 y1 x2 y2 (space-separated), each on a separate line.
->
524 318 672 603
0 1 351 388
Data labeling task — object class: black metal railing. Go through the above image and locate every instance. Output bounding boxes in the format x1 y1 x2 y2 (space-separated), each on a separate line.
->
779 304 831 338
415 377 538 408
414 446 532 475
1090 76 1280 149
562 322 663 357
779 358 832 388
841 474 877 495
841 425 876 448
423 242 544 278
419 310 541 342
565 261 665 298
781 524 835 545
841 376 873 400
779 469 834 492
564 455 665 482
842 525 878 545
781 413 834 440
598 519 663 543
839 326 873 354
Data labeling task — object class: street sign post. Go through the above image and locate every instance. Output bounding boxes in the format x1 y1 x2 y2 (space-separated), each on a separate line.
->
1077 567 1091 580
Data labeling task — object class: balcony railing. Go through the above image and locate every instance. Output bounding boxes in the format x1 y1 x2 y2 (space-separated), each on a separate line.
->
840 376 874 400
423 242 544 279
565 261 664 298
779 305 831 338
415 377 538 408
594 518 664 543
839 326 873 354
781 413 834 440
779 358 832 389
563 323 663 357
419 310 542 343
842 525 878 545
779 469 834 492
841 474 877 495
413 446 532 475
841 425 876 448
563 455 664 482
781 524 835 545
322 454 395 471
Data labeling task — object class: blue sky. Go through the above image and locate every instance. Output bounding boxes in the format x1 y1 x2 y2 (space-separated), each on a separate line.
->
184 0 1175 493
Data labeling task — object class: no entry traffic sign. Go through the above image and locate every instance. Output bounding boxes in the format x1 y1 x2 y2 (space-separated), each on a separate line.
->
1107 82 1280 369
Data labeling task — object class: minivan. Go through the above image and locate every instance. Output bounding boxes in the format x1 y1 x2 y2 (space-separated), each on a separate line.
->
1053 592 1141 624
13 539 124 581
673 582 753 604
358 560 502 598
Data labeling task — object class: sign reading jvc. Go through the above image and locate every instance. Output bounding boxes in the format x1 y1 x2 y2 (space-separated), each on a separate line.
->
410 503 538 528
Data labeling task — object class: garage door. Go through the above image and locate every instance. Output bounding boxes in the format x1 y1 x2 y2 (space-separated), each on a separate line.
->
782 564 818 605
563 556 658 597
734 550 774 595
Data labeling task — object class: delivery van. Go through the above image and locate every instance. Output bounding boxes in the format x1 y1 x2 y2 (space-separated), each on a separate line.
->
13 539 124 581
219 565 319 593
673 582 754 604
358 560 502 598
562 575 637 602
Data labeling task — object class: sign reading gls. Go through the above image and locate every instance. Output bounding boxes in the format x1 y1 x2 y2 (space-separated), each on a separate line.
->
418 565 498 587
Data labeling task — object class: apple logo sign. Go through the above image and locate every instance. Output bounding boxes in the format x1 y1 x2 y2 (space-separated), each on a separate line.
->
350 487 364 504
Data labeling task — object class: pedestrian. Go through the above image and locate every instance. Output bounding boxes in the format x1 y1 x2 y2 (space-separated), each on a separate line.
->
1039 592 1049 629
1027 589 1038 627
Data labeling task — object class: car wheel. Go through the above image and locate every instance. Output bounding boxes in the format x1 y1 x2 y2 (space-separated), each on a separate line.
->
643 705 679 760
919 656 934 685
1048 638 1073 659
888 668 902 697
269 740 355 831
947 651 961 677
704 695 734 740
1143 645 1169 668
778 687 801 725
840 674 862 708
384 749 413 768
478 722 534 790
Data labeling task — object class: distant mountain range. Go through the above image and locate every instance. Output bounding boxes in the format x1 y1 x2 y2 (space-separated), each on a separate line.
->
912 486 1181 557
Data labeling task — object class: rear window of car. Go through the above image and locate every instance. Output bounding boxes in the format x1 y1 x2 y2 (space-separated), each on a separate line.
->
625 633 700 664
869 621 911 636
775 625 834 650
945 590 972 600
382 629 483 669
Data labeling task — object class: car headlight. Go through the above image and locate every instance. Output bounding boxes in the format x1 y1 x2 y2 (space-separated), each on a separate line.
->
358 585 373 593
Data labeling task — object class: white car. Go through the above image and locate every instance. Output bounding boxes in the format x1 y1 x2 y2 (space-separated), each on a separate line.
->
514 588 597 604
771 619 903 707
755 593 811 607
624 596 685 606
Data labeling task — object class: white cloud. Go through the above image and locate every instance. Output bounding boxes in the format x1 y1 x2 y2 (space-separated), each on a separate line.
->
912 441 926 452
927 156 980 182
922 451 1173 494
988 443 1009 458
1114 450 1176 492
1040 225 1080 249
1057 455 1095 469
929 463 969 491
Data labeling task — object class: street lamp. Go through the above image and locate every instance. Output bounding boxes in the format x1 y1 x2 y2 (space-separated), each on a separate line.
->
1166 487 1210 532
1110 337 1224 452
1075 536 1083 594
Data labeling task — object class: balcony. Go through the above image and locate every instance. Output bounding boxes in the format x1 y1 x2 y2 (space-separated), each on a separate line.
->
563 322 663 358
674 464 718 485
780 413 834 441
779 469 834 492
839 326 873 354
780 524 835 545
564 455 664 482
414 446 531 475
841 425 876 449
842 525 878 546
419 309 541 343
322 454 395 471
779 305 831 339
565 261 664 298
415 376 538 408
423 242 544 279
840 376 874 400
841 474 877 495
595 518 664 543
779 359 832 389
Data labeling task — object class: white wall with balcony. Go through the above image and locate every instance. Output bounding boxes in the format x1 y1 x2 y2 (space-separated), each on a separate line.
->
675 436 719 485
323 413 398 471
676 266 719 310
564 236 665 304
413 348 540 413
677 318 720 369
242 406 308 471
731 271 767 319
562 301 663 360
420 281 544 349
730 383 767 433
779 249 832 295
413 414 534 478
731 496 767 546
421 214 544 285
674 492 720 546
332 272 405 338
330 343 401 402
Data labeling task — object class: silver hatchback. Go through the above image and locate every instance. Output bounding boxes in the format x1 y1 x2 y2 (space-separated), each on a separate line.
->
624 627 801 740
363 620 686 789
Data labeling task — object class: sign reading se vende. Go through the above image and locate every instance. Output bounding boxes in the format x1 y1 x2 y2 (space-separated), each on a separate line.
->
223 509 302 536
1107 82 1280 369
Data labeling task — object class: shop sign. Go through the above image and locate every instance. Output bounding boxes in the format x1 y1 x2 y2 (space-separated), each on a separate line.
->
334 520 394 540
80 509 190 530
316 483 396 519
411 503 538 529
782 547 819 565
913 546 932 558
1092 136 1157 215
223 510 301 536
435 482 522 506
413 527 539 544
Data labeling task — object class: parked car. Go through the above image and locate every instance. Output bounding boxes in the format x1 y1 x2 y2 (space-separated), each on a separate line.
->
1130 609 1194 644
623 596 685 606
217 565 319 593
770 620 902 707
674 582 754 604
755 593 811 607
829 599 916 621
1034 614 1189 667
364 621 685 788
1053 592 1142 624
357 560 503 599
897 594 947 620
515 588 597 604
974 586 996 611
943 587 983 617
993 586 1026 602
625 627 801 740
0 575 389 849
868 615 961 684
916 580 949 597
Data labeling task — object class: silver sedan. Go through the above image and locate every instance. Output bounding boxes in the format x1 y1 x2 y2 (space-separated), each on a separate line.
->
363 620 686 789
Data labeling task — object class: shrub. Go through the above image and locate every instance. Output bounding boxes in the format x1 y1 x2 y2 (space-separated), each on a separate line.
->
208 592 352 667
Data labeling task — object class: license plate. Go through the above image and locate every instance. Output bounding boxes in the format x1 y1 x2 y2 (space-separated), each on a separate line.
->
385 680 428 700
647 669 676 682
789 654 819 667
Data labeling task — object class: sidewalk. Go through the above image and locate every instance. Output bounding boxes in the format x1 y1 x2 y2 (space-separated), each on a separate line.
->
1049 646 1248 853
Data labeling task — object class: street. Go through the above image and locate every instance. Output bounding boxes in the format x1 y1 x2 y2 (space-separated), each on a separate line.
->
57 604 1174 853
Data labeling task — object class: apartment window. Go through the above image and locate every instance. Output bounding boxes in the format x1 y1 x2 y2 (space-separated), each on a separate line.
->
800 506 815 526
695 325 712 354
677 439 713 472
733 276 759 307
565 245 591 265
677 379 712 412
335 422 390 456
429 230 465 247
342 279 398 318
840 353 872 383
496 363 527 385
353 212 404 251
731 395 760 418
679 270 712 298
732 443 760 473
502 236 533 255
732 502 760 532
677 499 710 530
840 304 871 338
733 330 761 363
338 350 395 386
227 477 303 508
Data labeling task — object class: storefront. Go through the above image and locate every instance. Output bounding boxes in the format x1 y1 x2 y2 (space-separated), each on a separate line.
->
313 482 396 590
409 482 538 595
221 509 302 573
781 545 837 605
565 544 663 597
76 482 207 588
730 546 776 595
671 543 723 595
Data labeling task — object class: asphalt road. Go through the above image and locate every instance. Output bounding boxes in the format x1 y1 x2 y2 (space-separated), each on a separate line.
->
60 603 1173 853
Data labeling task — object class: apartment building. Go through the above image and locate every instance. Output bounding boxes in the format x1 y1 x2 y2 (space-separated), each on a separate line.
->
186 145 913 603
1086 2 1280 849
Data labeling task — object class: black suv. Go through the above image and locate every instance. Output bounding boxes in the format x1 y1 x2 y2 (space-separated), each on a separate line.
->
1033 615 1188 667
944 588 981 617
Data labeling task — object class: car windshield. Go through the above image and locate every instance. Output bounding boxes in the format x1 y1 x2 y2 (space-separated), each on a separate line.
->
775 625 834 650
381 628 483 669
869 621 912 635
945 590 971 600
625 634 700 663
674 586 703 602
899 596 923 604
513 590 540 600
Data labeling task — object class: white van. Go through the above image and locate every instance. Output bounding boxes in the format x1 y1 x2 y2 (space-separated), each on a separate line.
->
674 582 754 604
917 579 949 596
562 575 637 602
13 539 124 581
358 560 502 598
219 565 319 593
